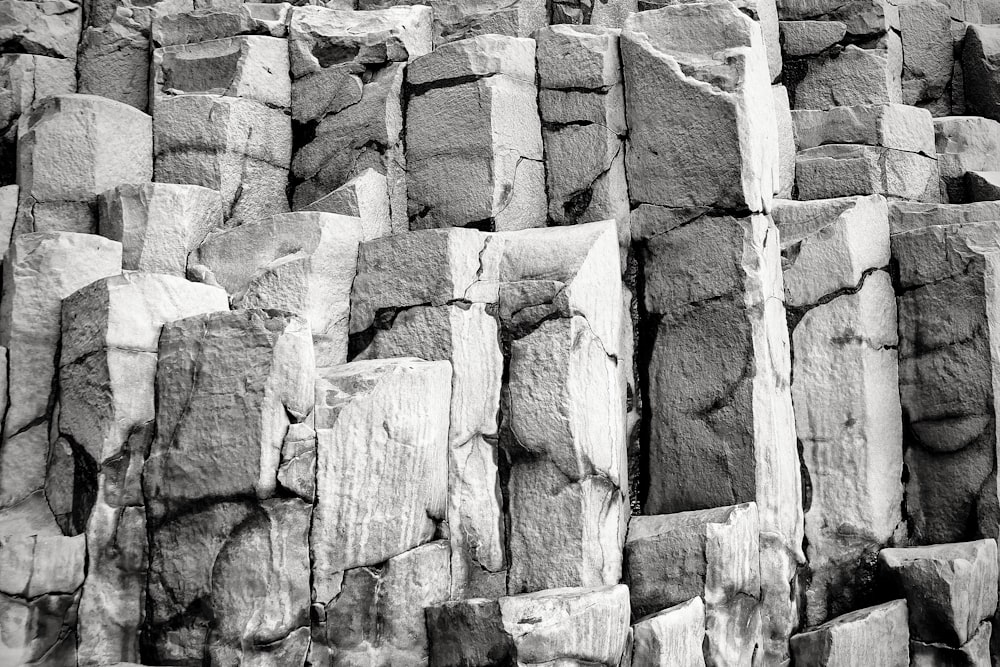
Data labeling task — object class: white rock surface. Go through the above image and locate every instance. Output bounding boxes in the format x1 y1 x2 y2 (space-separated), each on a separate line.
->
631 597 707 667
789 600 910 666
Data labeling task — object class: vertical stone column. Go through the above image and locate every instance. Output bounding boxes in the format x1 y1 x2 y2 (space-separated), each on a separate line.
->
406 35 545 231
623 4 801 662
774 195 904 625
58 274 228 666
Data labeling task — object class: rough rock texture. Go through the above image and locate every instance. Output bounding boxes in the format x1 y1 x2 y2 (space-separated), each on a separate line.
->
911 622 992 666
889 199 1000 233
0 232 122 535
15 95 153 236
631 597 707 667
622 3 777 212
425 598 516 667
790 44 902 111
774 196 903 625
796 144 941 201
143 309 315 664
625 505 761 666
0 0 80 59
789 600 910 666
406 35 545 231
153 93 291 225
934 115 1000 202
189 211 364 367
878 540 999 646
966 170 1000 201
551 0 637 28
893 222 1000 543
298 167 392 241
357 0 547 46
963 23 1000 122
774 85 796 198
97 183 223 277
793 103 936 154
899 0 955 115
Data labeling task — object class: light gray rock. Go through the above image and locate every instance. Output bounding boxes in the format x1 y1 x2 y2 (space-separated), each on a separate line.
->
406 32 535 86
406 36 545 231
795 144 941 201
98 183 223 277
789 601 910 666
622 3 777 212
774 85 796 198
962 23 1000 122
966 170 1000 201
153 94 291 225
776 0 899 36
357 0 547 46
311 359 451 604
499 585 631 666
152 4 263 46
151 36 291 111
551 0 637 27
0 0 81 59
911 622 991 666
631 597 707 667
889 199 1000 233
779 19 847 56
793 103 936 154
893 222 1000 542
879 540 999 645
792 44 902 110
189 211 363 368
298 168 392 240
625 505 761 666
899 0 954 112
15 95 153 235
934 115 1000 202
0 183 15 257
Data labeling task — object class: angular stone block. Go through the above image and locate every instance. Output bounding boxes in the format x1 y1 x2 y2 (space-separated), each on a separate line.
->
551 0 637 27
425 598 516 667
893 222 1000 542
963 23 1000 122
311 359 450 604
889 199 1000 233
631 597 707 667
357 0 547 46
623 4 776 212
625 505 761 666
153 94 291 224
792 45 902 110
966 170 1000 201
0 183 15 257
406 36 545 231
190 211 362 367
152 4 265 47
98 183 223 277
789 600 910 667
315 541 450 666
298 167 391 240
16 95 153 235
152 36 291 110
777 0 898 41
0 0 81 59
796 144 941 201
899 0 954 113
499 585 631 666
911 622 991 666
934 115 1000 202
878 540 999 646
793 103 935 154
780 19 848 56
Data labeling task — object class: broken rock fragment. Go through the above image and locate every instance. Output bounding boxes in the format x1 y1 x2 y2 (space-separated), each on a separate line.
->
789 600 910 667
0 0 80 59
962 23 1000 122
298 167 392 240
934 115 1000 202
357 0 547 46
630 597 707 667
425 598 516 666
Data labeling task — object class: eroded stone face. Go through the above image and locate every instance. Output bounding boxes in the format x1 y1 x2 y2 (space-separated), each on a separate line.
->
0 0 81 59
631 597 707 667
789 601 910 667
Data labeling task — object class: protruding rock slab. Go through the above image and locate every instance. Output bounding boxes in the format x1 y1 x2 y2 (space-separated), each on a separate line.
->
789 43 902 111
406 35 545 231
357 0 547 46
910 622 992 666
792 103 935 154
625 505 761 666
934 116 1000 203
311 358 451 604
16 95 153 235
299 168 391 241
0 0 81 59
190 211 364 367
551 0 637 28
98 183 223 277
789 600 910 667
631 597 707 667
889 200 1000 234
966 170 1000 202
795 144 941 201
621 4 777 212
963 23 1000 123
879 540 998 646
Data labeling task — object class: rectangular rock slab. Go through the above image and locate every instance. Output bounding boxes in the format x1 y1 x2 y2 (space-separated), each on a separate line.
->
298 167 392 240
791 44 902 111
878 540 999 646
789 600 910 667
792 103 935 154
934 116 1000 203
189 211 364 368
795 144 941 201
888 199 1000 233
311 358 451 604
631 597 707 667
358 0 547 46
98 183 223 277
622 3 777 212
625 505 761 667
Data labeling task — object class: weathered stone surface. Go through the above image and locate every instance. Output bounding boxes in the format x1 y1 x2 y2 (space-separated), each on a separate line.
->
190 211 363 367
537 26 629 250
0 534 86 598
16 95 153 235
312 358 450 604
796 144 941 201
425 598 517 667
625 505 761 666
152 36 291 110
551 0 636 27
899 0 954 113
793 103 936 154
963 23 1000 122
499 585 631 666
406 32 535 85
966 170 1000 201
245 2 292 36
0 183 15 256
315 541 450 666
0 233 121 533
0 0 80 59
780 19 847 56
792 45 902 110
934 115 1000 202
635 207 801 663
631 597 707 667
878 540 999 645
774 85 796 198
153 94 291 224
776 0 898 37
911 622 991 666
893 222 1000 542
152 4 264 46
889 199 1000 233
357 0 547 46
406 36 545 231
98 183 223 277
789 600 910 667
622 3 777 212
299 167 392 240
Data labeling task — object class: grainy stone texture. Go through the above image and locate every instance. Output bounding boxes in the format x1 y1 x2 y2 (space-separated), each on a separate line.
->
963 23 1000 123
357 0 547 45
789 600 910 667
934 115 1000 202
298 167 391 241
631 597 707 667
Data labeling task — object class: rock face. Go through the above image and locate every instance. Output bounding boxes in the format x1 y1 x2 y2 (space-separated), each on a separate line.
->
631 597 707 667
189 211 364 367
934 116 1000 203
406 35 545 231
789 600 910 667
774 195 903 625
357 0 547 46
142 309 314 665
625 504 761 666
963 24 1000 123
892 221 1000 543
